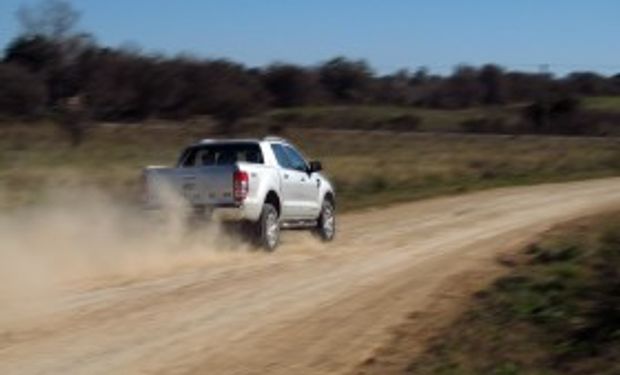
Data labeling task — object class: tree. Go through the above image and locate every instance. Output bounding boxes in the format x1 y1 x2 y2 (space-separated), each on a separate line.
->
374 69 415 105
479 64 506 105
262 63 319 107
3 35 60 73
0 63 47 118
611 74 620 95
564 72 609 96
203 60 267 134
80 49 155 120
445 65 483 108
7 1 88 106
410 67 430 86
319 57 374 103
17 0 80 40
4 34 89 105
505 72 554 103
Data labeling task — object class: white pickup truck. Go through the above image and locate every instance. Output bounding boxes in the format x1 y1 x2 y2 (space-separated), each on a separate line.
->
143 137 336 250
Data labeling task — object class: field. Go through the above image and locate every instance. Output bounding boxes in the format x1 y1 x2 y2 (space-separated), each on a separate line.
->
1 121 620 211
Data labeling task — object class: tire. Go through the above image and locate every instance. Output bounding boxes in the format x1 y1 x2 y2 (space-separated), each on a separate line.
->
257 203 280 251
316 199 336 241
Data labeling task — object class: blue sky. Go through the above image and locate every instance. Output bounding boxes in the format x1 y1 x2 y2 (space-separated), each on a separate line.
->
0 0 618 76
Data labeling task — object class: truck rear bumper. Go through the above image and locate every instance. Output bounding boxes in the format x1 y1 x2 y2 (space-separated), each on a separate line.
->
144 198 262 223
210 206 245 221
209 200 262 222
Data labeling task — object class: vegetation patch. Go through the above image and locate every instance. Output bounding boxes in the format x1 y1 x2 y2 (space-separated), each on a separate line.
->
401 213 620 375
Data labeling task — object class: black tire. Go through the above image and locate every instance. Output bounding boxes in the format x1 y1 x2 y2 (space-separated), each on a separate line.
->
257 203 280 251
316 199 336 241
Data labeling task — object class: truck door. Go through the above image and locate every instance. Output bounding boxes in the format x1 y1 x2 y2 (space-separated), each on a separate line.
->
271 144 305 219
282 145 320 218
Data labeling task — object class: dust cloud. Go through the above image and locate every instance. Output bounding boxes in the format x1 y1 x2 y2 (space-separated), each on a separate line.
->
0 185 251 323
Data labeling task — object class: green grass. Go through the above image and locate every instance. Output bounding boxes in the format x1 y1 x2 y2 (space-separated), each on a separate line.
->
259 100 620 136
406 213 620 375
582 96 620 112
1 122 620 210
259 105 522 132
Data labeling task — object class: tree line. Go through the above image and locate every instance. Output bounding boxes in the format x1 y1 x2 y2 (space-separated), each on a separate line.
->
1 1 620 130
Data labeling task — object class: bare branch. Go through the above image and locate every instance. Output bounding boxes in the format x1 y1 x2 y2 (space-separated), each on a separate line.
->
16 0 80 40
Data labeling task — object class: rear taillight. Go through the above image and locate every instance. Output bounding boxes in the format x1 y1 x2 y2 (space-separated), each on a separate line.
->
233 170 249 202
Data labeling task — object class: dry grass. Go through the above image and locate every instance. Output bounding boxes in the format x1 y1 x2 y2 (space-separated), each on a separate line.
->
1 122 620 210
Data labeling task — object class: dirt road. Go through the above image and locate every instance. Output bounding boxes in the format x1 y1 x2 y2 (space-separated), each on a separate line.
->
2 178 620 375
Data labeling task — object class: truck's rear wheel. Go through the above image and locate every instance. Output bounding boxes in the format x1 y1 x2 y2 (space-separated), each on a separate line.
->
258 203 280 251
316 199 336 241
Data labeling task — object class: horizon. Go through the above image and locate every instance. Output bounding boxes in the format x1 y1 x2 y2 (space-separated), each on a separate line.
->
0 0 619 77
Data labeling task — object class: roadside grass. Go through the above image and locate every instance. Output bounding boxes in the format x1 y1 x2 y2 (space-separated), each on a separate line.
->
0 122 619 210
404 212 620 375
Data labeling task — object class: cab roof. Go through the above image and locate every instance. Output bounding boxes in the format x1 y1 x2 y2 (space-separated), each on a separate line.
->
196 136 289 145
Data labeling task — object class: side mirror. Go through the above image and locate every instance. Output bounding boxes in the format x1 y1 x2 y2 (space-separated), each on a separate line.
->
308 160 322 173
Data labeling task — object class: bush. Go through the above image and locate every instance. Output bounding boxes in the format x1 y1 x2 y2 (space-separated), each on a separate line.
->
460 117 506 133
0 63 47 119
378 113 422 131
520 97 596 135
583 110 620 136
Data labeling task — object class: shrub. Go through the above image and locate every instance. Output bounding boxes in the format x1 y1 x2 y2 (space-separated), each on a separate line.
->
460 117 506 133
520 96 597 135
379 113 422 131
0 63 47 119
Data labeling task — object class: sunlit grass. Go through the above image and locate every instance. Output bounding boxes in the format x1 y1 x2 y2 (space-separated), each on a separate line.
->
582 96 620 112
0 122 619 210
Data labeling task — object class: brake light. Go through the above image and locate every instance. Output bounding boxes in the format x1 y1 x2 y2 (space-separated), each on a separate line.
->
233 170 249 202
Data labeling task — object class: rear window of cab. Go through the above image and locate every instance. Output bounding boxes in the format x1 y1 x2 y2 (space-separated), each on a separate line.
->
178 143 264 167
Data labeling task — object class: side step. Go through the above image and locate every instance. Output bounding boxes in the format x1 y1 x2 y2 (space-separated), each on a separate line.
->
281 220 317 230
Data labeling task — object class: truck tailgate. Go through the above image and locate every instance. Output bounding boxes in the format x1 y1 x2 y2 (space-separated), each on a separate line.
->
192 165 237 205
144 165 237 207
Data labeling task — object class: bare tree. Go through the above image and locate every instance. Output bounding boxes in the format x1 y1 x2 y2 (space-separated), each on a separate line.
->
17 0 80 40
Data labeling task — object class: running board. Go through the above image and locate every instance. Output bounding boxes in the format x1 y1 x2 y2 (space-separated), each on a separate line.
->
281 220 317 229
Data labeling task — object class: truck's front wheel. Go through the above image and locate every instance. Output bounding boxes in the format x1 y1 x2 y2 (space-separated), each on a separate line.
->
258 203 280 251
316 199 336 241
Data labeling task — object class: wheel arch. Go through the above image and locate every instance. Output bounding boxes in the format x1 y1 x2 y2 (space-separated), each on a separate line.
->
264 190 281 216
323 191 335 209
